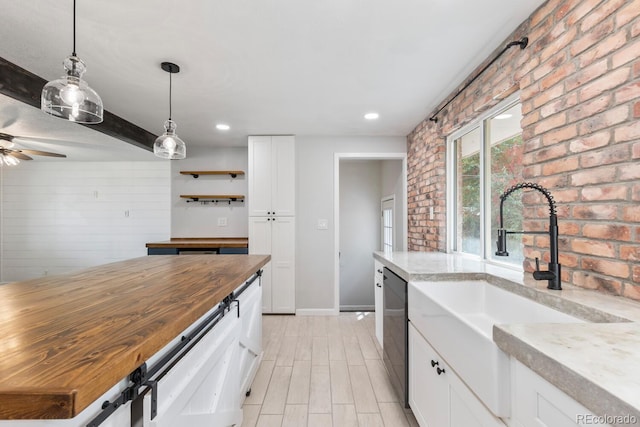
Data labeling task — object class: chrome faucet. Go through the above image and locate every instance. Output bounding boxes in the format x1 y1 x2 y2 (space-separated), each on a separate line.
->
495 182 562 290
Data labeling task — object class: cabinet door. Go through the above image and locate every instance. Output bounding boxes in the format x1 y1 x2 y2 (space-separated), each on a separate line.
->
249 217 273 313
237 277 263 401
248 136 273 217
374 260 384 347
409 323 449 427
271 216 296 313
271 136 295 216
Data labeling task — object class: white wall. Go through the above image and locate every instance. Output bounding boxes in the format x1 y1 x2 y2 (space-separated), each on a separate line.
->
0 161 170 282
296 136 406 312
171 146 248 237
339 160 382 311
381 159 406 250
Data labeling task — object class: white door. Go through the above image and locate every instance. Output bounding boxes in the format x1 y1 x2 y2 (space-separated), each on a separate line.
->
249 217 273 312
381 197 394 252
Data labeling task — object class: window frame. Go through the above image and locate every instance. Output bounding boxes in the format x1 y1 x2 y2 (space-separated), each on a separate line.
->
446 92 522 267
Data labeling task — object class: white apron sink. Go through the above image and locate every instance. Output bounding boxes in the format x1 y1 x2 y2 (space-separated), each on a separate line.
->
408 280 584 418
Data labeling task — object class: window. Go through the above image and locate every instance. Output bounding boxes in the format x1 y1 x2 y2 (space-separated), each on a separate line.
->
448 97 525 267
382 198 394 253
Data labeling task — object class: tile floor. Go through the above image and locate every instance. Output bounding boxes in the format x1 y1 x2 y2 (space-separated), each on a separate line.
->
240 313 419 427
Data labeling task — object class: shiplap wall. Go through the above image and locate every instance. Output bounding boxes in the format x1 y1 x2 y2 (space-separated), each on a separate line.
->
0 161 170 282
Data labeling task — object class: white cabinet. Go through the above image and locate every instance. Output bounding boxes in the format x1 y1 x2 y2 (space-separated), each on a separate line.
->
248 135 296 314
248 135 295 217
510 359 610 427
249 216 295 313
409 323 505 427
374 260 384 347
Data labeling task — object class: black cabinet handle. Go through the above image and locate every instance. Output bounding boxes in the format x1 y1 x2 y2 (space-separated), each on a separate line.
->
377 269 383 274
431 360 439 367
437 367 446 375
376 283 381 288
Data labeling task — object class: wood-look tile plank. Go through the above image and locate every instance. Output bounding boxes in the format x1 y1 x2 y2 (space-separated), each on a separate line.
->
312 316 328 336
358 333 381 360
286 360 311 405
332 404 358 427
282 404 308 427
261 366 292 414
312 336 329 366
348 364 379 413
256 414 283 427
276 335 298 367
330 359 354 404
379 402 411 427
343 335 365 366
337 314 356 336
358 412 386 427
309 364 332 414
240 404 261 427
328 333 346 361
284 316 301 336
244 360 276 405
308 413 333 427
295 335 313 361
364 359 399 403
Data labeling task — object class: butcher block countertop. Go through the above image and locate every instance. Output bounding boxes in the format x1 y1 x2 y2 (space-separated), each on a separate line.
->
145 237 248 248
0 254 269 420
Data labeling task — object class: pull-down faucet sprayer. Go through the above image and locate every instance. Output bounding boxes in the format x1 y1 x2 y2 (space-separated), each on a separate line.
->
495 182 562 290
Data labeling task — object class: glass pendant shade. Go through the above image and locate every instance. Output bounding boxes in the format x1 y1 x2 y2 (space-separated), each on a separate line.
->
41 55 104 124
0 154 20 167
154 120 186 159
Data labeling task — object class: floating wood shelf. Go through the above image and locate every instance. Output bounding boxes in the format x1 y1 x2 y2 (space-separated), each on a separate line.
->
180 170 245 178
180 194 245 203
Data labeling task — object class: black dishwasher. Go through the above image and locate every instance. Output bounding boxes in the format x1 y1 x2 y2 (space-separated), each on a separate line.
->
382 267 409 408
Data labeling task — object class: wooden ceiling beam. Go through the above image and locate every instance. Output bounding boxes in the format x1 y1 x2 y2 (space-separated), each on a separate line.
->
0 56 156 152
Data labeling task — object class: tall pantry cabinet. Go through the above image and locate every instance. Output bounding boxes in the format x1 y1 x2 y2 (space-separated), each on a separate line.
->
248 135 295 313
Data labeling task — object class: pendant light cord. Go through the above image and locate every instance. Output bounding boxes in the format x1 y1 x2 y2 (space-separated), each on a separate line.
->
169 71 172 120
72 0 77 56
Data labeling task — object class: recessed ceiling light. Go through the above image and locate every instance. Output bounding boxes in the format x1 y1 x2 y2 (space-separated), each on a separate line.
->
216 123 230 131
364 112 379 120
495 113 512 120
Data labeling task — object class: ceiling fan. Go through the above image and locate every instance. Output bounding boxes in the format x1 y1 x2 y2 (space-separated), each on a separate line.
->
0 132 67 166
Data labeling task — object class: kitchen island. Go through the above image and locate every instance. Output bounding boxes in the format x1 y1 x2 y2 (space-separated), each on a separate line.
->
145 237 249 255
0 254 269 425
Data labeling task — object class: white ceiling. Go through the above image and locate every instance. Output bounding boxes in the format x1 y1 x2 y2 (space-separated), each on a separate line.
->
0 0 545 160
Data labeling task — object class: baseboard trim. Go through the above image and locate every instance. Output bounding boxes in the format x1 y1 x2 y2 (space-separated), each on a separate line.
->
339 305 375 312
295 308 339 316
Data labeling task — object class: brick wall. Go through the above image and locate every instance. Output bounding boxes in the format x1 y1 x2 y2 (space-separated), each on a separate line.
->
407 0 640 300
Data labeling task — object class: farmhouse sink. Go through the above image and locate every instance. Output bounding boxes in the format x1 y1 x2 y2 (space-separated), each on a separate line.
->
408 280 585 418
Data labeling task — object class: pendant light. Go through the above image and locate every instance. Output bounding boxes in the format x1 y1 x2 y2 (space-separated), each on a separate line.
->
41 0 103 124
153 62 186 159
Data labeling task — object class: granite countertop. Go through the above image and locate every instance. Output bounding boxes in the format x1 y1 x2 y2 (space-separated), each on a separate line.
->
374 251 640 425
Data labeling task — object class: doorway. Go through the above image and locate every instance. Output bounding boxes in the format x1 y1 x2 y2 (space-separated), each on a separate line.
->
334 153 407 313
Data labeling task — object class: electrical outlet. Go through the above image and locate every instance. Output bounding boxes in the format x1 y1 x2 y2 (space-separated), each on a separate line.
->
317 219 328 230
217 217 228 227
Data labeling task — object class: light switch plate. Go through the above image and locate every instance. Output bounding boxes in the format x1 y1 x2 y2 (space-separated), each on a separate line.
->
317 219 328 230
217 217 228 227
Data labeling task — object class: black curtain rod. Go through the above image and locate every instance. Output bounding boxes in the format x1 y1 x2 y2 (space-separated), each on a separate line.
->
429 36 529 123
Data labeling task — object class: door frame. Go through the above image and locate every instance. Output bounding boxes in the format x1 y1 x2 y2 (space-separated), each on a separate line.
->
381 196 395 252
333 152 407 314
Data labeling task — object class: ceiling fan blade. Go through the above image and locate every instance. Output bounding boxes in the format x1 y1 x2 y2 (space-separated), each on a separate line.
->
18 149 67 158
10 152 33 160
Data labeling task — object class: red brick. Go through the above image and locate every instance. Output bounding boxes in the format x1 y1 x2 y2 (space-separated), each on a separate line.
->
521 110 541 128
621 245 640 261
580 0 628 31
614 121 640 142
559 253 579 268
567 95 612 123
634 266 640 283
572 239 616 257
616 0 640 27
542 157 579 175
623 284 640 301
634 183 640 201
578 67 631 102
623 206 640 222
533 52 567 82
573 272 623 294
583 224 631 241
565 60 608 92
540 55 577 89
541 125 578 146
581 258 630 279
581 184 629 201
572 204 618 220
570 19 615 57
532 82 565 109
615 82 640 104
559 221 581 235
534 113 567 135
580 145 630 168
578 31 628 68
536 144 569 162
634 101 640 118
620 163 640 181
578 105 629 134
569 131 611 153
566 0 601 26
553 189 580 203
540 94 579 118
570 166 617 186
